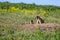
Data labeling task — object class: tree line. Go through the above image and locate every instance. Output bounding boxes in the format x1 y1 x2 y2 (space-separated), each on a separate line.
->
0 2 60 10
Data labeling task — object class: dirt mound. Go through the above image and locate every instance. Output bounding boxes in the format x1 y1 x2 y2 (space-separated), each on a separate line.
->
19 23 60 33
38 23 60 32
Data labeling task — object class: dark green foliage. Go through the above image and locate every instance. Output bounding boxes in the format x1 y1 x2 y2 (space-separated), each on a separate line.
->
0 2 60 10
0 2 60 18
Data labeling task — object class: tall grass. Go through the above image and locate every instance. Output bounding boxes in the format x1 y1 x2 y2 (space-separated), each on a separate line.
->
0 27 60 40
0 10 60 40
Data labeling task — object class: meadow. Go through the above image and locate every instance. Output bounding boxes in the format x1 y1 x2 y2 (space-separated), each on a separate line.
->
0 2 60 40
0 10 60 40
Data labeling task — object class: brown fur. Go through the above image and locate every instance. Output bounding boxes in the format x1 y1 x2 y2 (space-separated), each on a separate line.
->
36 16 44 24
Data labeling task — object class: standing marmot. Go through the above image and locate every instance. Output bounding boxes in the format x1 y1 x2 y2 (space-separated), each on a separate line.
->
36 16 44 24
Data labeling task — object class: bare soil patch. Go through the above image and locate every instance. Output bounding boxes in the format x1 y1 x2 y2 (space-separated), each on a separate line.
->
19 23 60 33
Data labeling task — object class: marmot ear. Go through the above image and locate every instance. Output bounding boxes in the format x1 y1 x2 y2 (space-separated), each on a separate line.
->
30 20 34 24
37 19 41 24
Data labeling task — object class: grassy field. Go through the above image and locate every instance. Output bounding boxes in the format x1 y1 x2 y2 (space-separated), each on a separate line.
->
0 2 60 40
0 12 60 40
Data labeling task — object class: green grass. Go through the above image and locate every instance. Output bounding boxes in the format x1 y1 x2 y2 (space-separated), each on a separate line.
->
0 28 60 40
0 12 60 40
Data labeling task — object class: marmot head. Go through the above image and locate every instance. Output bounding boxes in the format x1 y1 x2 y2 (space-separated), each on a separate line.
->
36 16 41 19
